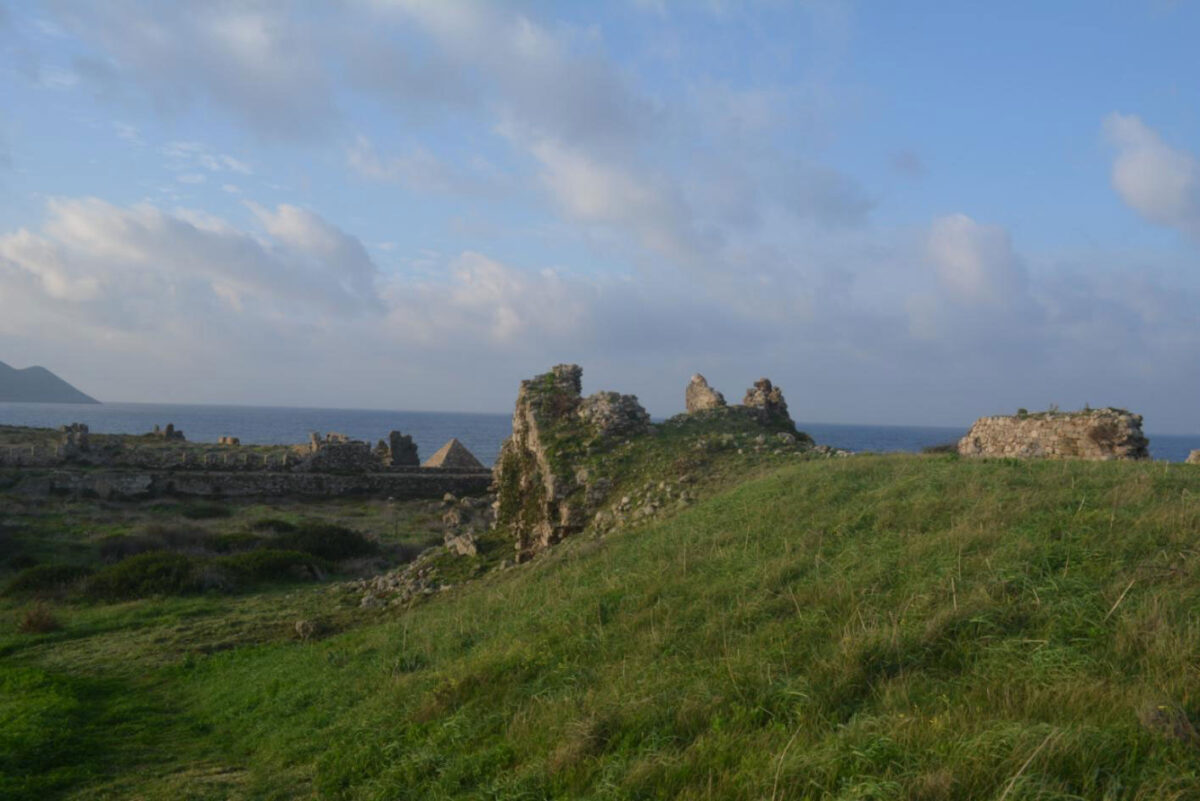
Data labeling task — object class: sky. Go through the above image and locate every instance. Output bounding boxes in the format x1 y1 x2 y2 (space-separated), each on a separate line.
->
1 1 1199 432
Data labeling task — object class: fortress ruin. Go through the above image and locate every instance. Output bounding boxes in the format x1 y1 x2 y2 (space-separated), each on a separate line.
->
958 408 1149 461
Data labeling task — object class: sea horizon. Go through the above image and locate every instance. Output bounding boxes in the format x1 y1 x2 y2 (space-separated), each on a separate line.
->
3 400 1198 464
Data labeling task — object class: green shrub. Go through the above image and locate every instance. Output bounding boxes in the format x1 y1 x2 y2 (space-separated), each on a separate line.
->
207 532 264 553
274 523 377 562
920 442 959 455
85 552 200 600
249 517 297 533
216 549 328 582
97 534 162 563
178 503 232 520
3 564 94 597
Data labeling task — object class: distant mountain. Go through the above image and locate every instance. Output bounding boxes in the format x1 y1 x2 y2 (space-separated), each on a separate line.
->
0 361 99 404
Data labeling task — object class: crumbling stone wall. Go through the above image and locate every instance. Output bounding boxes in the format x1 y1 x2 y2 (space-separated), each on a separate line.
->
685 374 725 412
293 432 380 473
5 468 492 500
742 378 791 427
150 423 186 441
387 431 419 466
578 391 651 437
494 365 809 562
958 409 1149 460
494 364 590 561
493 365 655 560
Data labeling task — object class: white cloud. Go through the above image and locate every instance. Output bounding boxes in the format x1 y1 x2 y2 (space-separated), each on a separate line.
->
162 141 252 176
52 3 336 138
347 135 503 196
1 197 383 321
927 213 1027 305
177 173 206 185
1104 112 1200 238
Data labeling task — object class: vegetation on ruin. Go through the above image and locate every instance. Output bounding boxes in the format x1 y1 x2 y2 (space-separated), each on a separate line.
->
3 446 1200 798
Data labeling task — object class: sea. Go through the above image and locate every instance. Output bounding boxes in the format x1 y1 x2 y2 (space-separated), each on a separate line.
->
1 402 1198 465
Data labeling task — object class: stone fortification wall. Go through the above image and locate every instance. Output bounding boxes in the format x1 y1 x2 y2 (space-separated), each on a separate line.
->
958 409 1149 461
0 428 474 474
3 467 491 501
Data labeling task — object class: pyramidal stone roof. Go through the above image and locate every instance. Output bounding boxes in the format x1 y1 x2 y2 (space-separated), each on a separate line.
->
422 438 486 470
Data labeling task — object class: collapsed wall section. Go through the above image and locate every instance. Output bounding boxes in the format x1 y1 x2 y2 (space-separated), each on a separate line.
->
957 409 1149 460
493 364 651 561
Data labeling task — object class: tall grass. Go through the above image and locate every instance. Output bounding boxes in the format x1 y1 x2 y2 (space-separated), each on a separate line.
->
5 455 1200 799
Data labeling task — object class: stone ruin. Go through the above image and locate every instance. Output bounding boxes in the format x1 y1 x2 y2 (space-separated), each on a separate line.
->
218 436 240 446
742 378 790 426
494 364 811 562
1188 450 1200 465
58 423 90 454
685 374 725 413
577 392 652 437
958 408 1150 461
494 364 654 560
295 432 381 473
150 423 186 441
683 374 797 431
386 431 419 467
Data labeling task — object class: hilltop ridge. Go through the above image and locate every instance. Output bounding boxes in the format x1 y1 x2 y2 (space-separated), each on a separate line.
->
0 360 98 404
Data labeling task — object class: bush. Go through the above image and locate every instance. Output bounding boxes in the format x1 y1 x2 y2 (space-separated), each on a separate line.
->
85 552 200 600
249 518 297 533
17 603 61 634
3 565 94 598
217 549 328 583
178 503 232 520
207 532 264 553
920 442 959 455
97 534 162 563
98 524 215 562
274 523 377 562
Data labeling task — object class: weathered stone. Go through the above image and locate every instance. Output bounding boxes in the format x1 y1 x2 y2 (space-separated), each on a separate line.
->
445 530 478 557
958 409 1149 461
577 391 650 437
218 436 240 446
423 438 485 470
1187 450 1200 465
685 374 726 413
494 364 593 561
293 432 380 473
742 378 791 426
388 431 420 466
151 423 186 441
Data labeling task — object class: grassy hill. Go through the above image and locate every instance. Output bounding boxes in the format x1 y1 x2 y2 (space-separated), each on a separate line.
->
4 454 1200 799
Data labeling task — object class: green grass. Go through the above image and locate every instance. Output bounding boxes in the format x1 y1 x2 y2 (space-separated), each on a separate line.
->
4 455 1200 798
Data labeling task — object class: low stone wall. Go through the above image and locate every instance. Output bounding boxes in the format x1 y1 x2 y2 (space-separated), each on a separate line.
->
958 409 1149 461
1 468 492 501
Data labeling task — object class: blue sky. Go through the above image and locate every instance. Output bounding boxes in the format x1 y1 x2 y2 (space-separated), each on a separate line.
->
1 1 1198 432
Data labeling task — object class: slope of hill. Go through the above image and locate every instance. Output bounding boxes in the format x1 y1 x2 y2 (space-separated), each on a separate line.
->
3 453 1199 799
0 361 98 404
